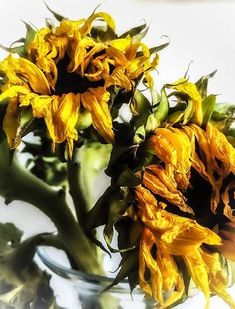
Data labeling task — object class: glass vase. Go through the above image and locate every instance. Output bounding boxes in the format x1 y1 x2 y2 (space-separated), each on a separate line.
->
37 246 157 309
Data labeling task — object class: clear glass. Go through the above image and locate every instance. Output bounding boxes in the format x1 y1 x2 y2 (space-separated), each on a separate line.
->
37 246 157 309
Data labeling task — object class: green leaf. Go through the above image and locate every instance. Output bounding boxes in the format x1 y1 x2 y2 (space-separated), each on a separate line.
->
195 70 217 100
202 94 216 127
103 197 130 249
44 2 66 22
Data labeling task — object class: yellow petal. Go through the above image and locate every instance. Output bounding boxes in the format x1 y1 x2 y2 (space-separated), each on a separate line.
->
80 12 115 35
201 250 235 308
105 67 132 90
139 228 164 304
3 97 20 148
148 127 193 191
0 86 30 102
184 251 210 309
81 87 114 143
20 93 80 157
106 46 127 66
0 55 50 95
109 36 132 53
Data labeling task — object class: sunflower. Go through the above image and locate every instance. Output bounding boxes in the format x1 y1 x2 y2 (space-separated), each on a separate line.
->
0 12 158 157
128 77 235 308
134 183 235 309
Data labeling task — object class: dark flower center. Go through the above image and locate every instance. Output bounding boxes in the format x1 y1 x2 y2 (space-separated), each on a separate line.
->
54 55 104 95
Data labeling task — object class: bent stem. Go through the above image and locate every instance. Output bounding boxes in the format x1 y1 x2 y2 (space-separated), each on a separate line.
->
0 139 104 275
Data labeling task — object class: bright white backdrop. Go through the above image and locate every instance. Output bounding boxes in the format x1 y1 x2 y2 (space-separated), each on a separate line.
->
0 0 235 308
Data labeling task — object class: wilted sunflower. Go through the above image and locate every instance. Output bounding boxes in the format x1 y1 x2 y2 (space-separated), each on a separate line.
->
129 78 235 308
0 11 158 157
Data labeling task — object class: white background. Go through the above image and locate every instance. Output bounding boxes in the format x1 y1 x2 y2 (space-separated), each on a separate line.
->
0 0 235 308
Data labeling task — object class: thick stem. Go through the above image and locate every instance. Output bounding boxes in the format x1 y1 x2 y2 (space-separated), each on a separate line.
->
67 160 88 228
0 139 104 275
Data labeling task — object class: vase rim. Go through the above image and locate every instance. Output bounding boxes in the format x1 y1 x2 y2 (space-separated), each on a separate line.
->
36 246 144 294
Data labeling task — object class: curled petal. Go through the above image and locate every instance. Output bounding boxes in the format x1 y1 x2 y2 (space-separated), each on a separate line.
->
201 250 235 308
0 55 50 95
81 87 114 143
20 93 80 157
3 98 20 148
167 78 202 126
184 251 210 309
80 12 115 35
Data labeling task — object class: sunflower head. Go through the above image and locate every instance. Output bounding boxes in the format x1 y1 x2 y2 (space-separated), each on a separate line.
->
0 8 160 158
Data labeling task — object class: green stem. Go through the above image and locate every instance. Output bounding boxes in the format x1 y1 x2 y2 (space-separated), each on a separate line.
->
67 160 88 228
0 139 104 275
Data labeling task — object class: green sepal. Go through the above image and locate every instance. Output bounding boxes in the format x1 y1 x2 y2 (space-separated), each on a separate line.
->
149 39 170 54
131 90 151 143
211 103 235 134
120 22 147 41
22 21 36 47
195 70 217 100
202 94 216 127
90 25 117 41
117 166 142 187
0 39 26 57
44 2 65 22
152 87 169 127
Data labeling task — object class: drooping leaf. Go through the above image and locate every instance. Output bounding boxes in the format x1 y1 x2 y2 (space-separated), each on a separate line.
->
102 248 139 293
103 197 130 249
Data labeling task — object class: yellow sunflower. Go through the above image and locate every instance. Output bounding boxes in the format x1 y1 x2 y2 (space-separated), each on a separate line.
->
0 12 158 157
134 185 235 309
